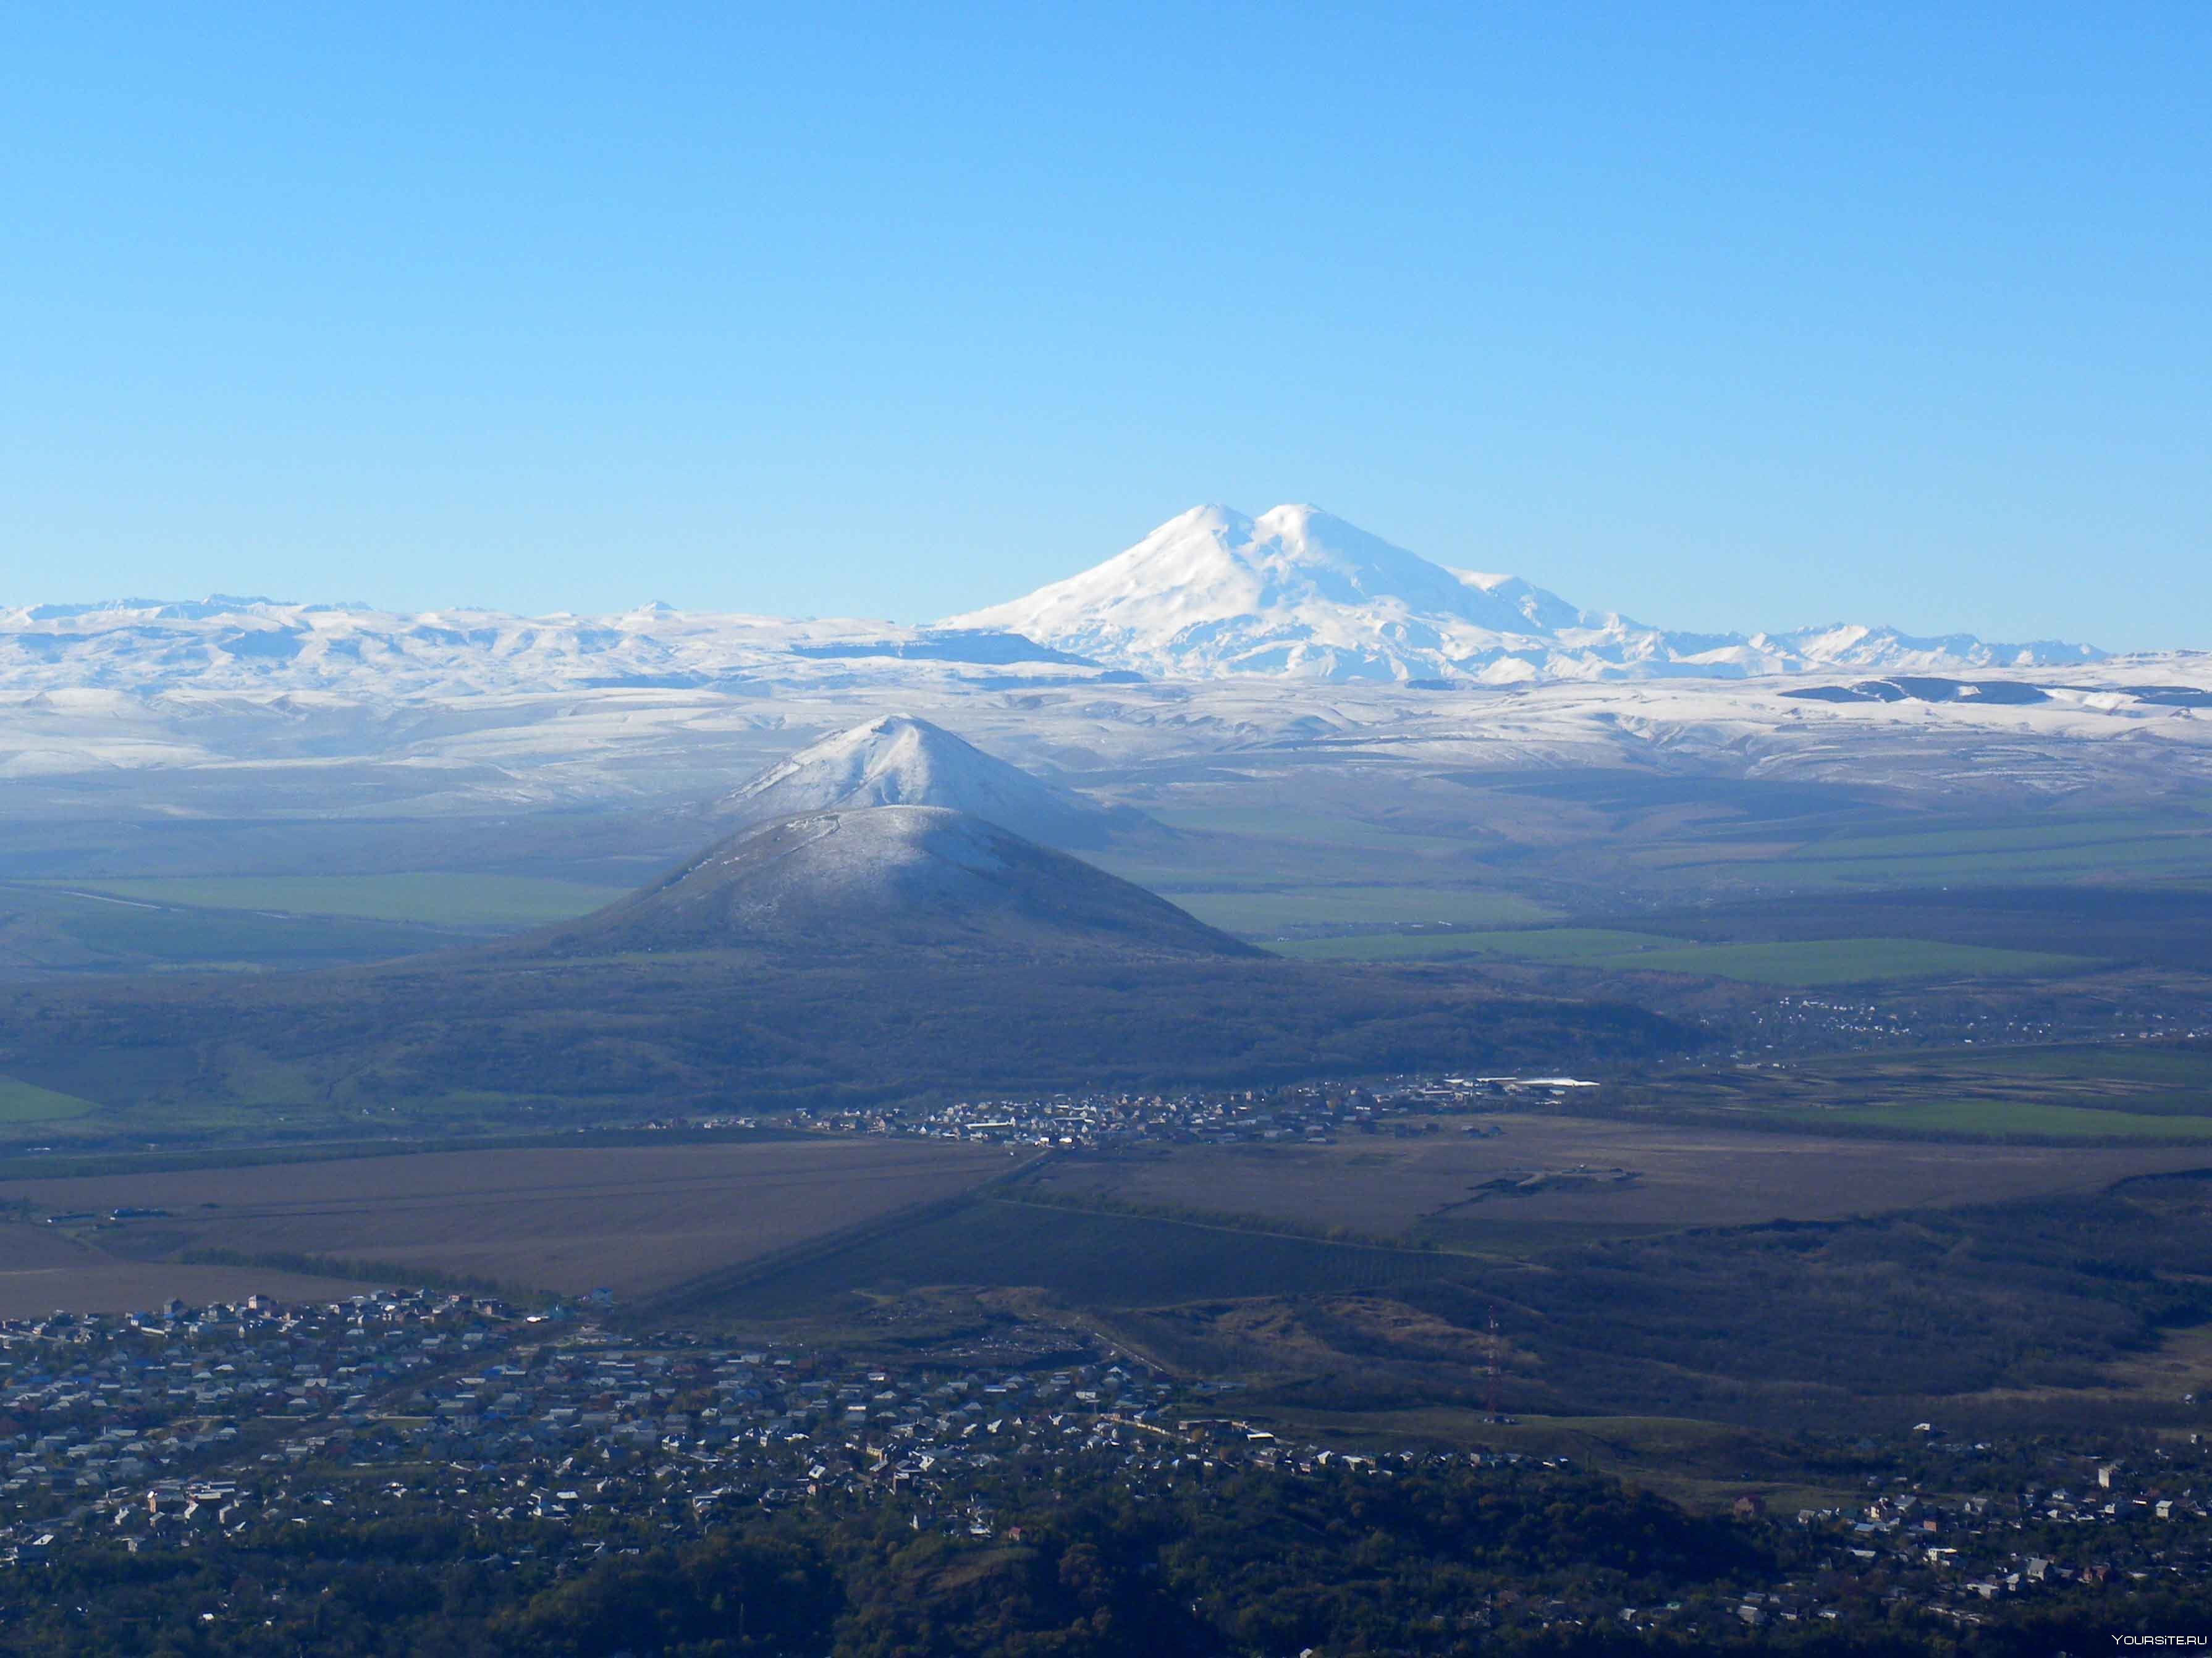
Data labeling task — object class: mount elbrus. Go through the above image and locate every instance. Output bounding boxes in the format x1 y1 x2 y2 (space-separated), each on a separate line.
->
948 503 2101 683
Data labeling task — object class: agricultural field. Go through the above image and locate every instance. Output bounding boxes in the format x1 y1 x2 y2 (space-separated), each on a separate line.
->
1086 806 1511 907
1821 1098 2212 1139
1618 1039 2212 1138
660 1195 1459 1321
1611 936 2092 985
1275 927 1674 964
0 1220 369 1318
1629 885 2212 973
0 1074 93 1123
0 872 635 977
1016 1120 2212 1246
1690 814 2212 890
0 1137 1017 1307
1166 886 1556 937
47 872 632 927
1527 793 2212 894
0 882 471 974
1274 926 2092 985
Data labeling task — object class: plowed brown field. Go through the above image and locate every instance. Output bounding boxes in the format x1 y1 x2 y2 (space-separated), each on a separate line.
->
0 1137 1018 1306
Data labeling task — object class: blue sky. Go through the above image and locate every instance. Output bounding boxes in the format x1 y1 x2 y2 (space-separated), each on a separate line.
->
2 4 2206 647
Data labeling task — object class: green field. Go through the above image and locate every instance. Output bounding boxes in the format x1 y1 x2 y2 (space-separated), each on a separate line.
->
1663 811 2212 890
0 1076 97 1124
1826 1098 2212 1141
1171 886 1556 935
1147 807 1487 856
1618 936 2092 986
1627 1040 2212 1139
1959 1045 2212 1087
1274 927 2091 984
1276 927 1674 963
1087 805 1506 903
48 873 631 928
0 884 465 971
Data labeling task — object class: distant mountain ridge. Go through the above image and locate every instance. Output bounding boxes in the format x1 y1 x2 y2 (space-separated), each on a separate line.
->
944 504 2104 685
5 507 2104 697
0 599 1107 701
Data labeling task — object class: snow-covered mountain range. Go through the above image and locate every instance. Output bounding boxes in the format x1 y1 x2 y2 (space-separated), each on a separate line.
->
4 505 2201 827
946 504 2103 684
0 598 1100 701
2 503 2106 702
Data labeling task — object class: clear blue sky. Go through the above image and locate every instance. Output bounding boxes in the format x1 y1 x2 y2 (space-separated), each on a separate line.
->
3 4 2206 648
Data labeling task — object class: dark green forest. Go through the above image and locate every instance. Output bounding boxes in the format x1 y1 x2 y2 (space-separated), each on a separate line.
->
0 1461 2192 1656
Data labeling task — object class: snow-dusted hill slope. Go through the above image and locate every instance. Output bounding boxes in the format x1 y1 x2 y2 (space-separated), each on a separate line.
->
945 504 2103 684
0 645 2206 822
716 714 1141 848
536 806 1247 958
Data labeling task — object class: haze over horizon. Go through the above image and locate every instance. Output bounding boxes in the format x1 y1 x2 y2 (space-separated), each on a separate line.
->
4 6 2208 649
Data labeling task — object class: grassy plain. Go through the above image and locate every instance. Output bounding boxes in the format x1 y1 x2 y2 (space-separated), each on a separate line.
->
1277 928 1679 963
1018 1124 2212 1244
0 1239 371 1319
50 873 631 927
1815 1098 2212 1140
1168 887 1556 935
1275 927 2092 984
666 1195 1459 1321
1713 824 2212 890
0 1138 1017 1304
0 1075 95 1123
1616 936 2092 985
0 882 469 972
1618 1040 2212 1138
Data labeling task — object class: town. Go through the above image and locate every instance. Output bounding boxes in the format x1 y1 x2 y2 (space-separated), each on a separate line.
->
2 1288 2206 1646
791 1074 1595 1150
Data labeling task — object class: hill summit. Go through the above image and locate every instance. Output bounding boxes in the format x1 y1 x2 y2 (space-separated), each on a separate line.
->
536 805 1249 959
716 713 1136 848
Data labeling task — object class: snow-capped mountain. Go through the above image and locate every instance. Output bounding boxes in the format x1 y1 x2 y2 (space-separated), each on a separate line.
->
944 504 2104 684
714 714 1140 848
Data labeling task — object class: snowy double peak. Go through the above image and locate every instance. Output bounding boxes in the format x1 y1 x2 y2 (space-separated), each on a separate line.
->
945 503 2104 684
714 713 1142 849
